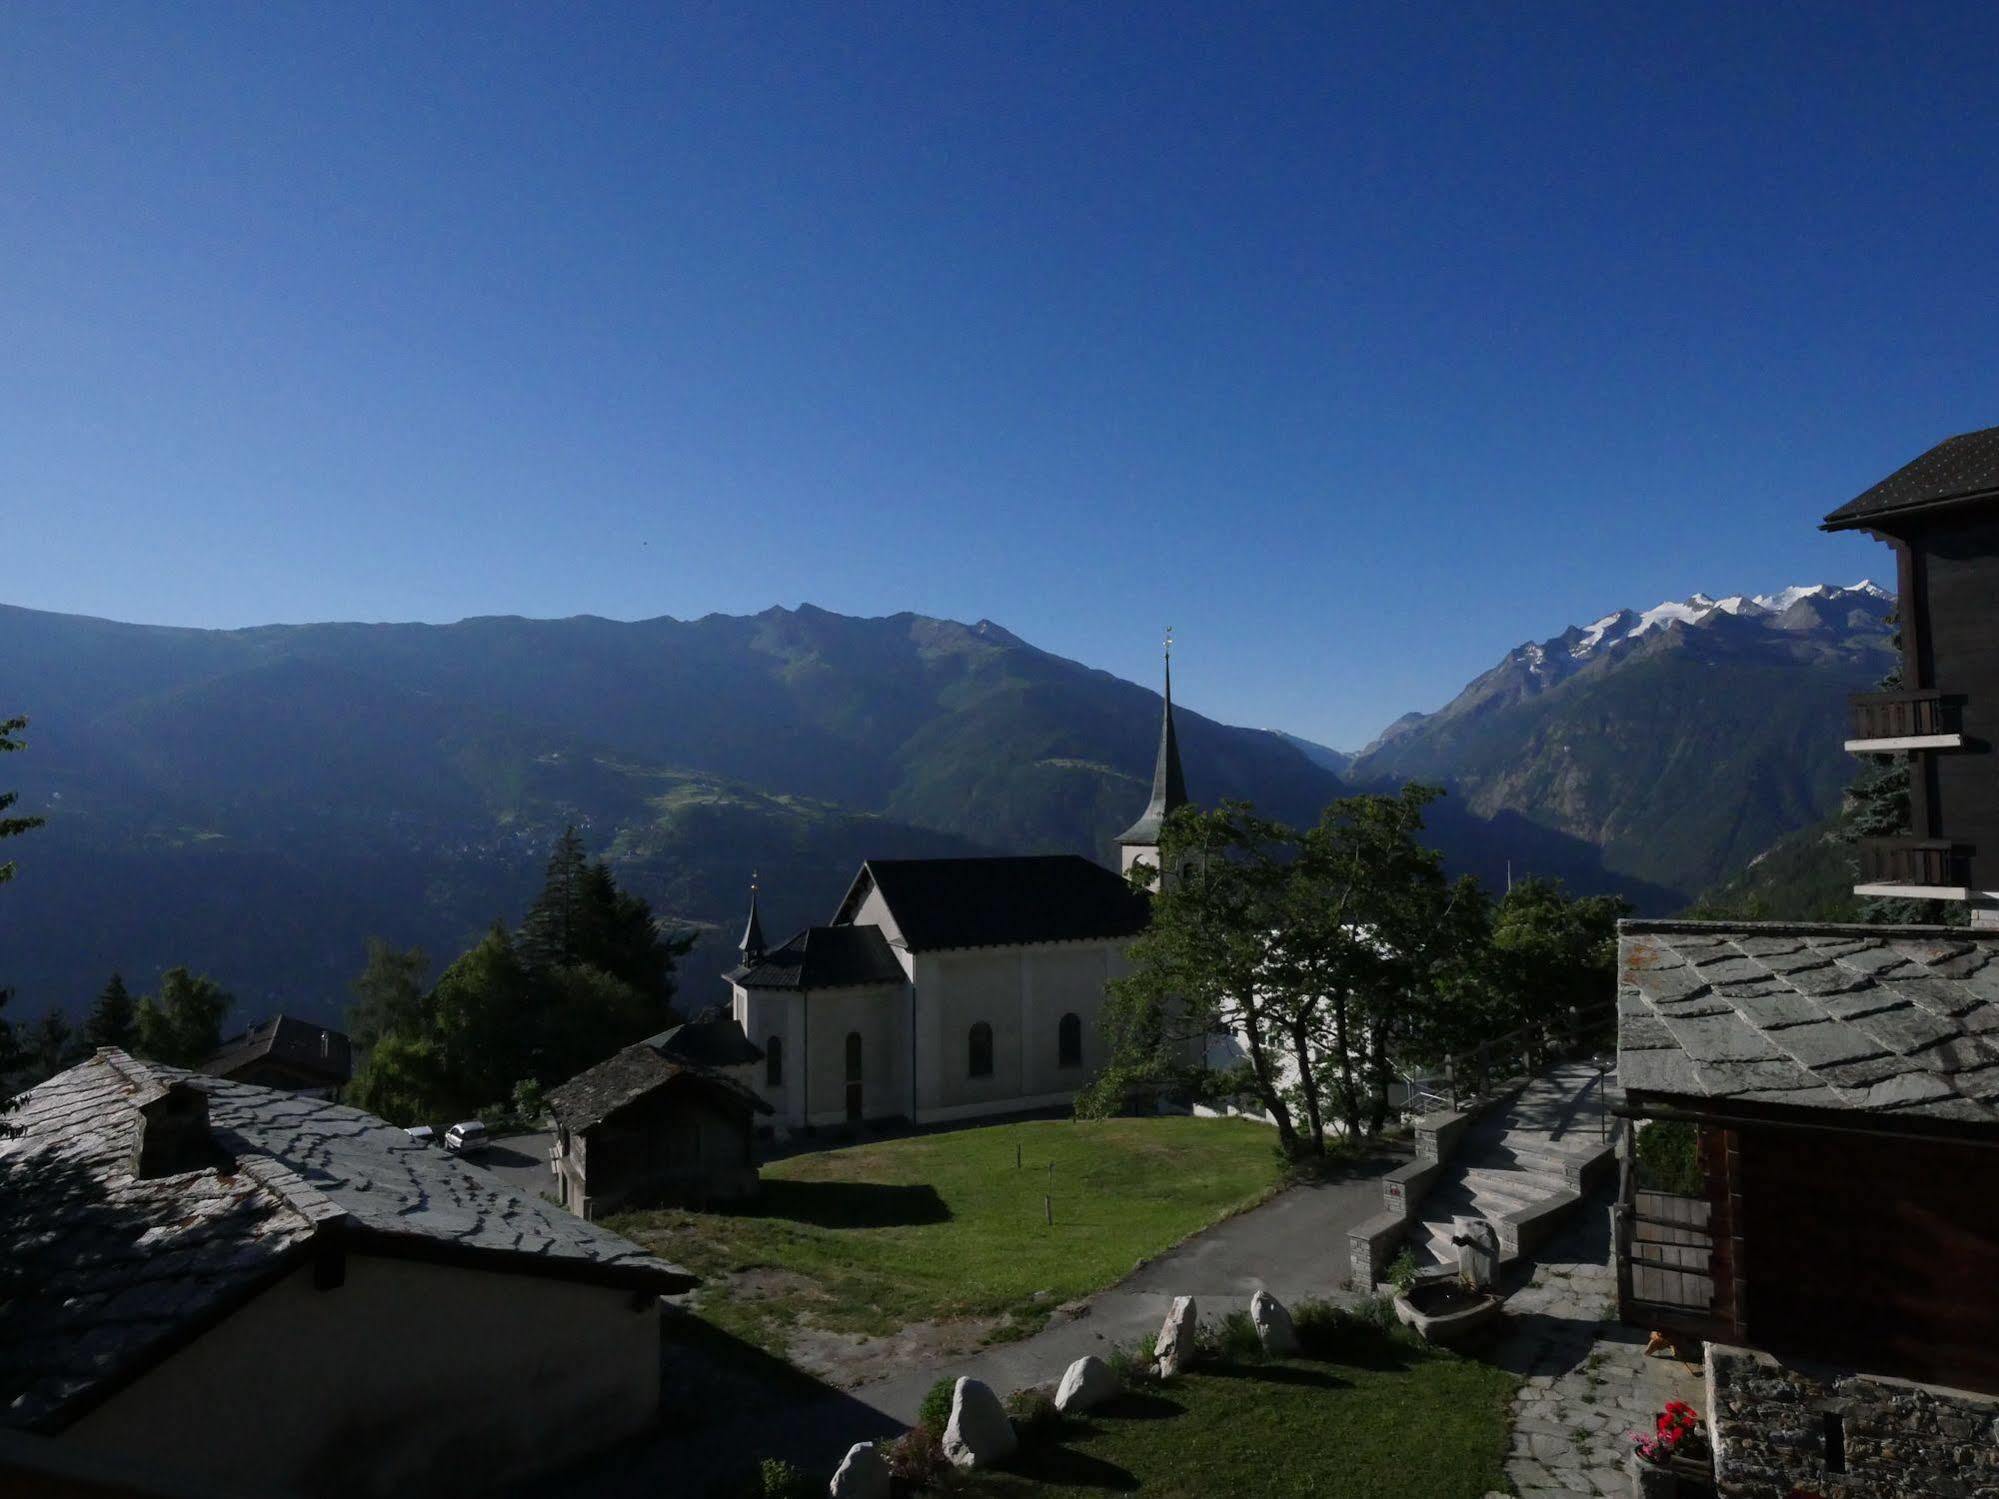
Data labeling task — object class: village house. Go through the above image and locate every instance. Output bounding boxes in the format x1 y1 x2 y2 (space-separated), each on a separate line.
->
202 1013 353 1099
725 660 1181 1130
0 1048 693 1499
546 1010 772 1218
1612 425 1999 1498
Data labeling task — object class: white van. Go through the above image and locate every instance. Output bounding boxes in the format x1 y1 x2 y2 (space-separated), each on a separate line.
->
444 1120 489 1157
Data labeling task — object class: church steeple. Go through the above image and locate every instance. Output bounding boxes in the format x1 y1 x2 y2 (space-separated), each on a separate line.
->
739 875 767 961
1117 633 1188 875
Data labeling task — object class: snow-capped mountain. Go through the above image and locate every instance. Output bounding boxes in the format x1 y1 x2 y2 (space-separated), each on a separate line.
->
1351 582 1897 901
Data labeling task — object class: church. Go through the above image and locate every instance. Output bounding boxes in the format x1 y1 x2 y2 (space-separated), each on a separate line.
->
726 660 1187 1130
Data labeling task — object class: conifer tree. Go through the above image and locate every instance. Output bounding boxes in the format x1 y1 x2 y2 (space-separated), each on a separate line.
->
84 972 138 1052
133 968 232 1069
1 714 45 1119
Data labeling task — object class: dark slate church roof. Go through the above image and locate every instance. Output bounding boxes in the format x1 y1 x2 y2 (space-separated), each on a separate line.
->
730 923 908 989
1118 658 1189 847
834 855 1151 953
1823 423 1999 532
647 1010 766 1069
203 1013 353 1085
1617 921 1999 1126
0 1050 693 1432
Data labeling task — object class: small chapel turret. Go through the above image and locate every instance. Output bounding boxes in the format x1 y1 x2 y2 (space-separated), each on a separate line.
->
1116 634 1189 884
739 875 766 962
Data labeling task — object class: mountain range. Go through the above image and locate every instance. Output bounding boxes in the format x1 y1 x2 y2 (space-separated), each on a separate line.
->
1349 582 1896 899
0 601 1654 1029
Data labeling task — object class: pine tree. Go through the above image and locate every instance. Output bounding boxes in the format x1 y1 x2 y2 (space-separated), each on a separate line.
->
518 827 591 971
1 714 45 1122
133 968 232 1068
84 972 138 1052
347 941 429 1051
26 1010 78 1082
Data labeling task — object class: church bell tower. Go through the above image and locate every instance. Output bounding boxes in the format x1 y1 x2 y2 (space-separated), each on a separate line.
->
1116 633 1189 886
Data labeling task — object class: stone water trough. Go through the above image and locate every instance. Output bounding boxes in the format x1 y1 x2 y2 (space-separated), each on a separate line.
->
1393 1216 1503 1346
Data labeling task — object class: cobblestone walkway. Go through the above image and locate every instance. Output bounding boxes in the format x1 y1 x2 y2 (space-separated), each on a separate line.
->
1484 1190 1706 1499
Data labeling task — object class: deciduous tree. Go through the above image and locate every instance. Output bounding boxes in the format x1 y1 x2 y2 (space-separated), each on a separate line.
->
133 968 232 1069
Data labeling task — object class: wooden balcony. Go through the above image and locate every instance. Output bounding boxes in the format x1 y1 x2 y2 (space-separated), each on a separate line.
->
1855 837 1969 899
1846 688 1963 752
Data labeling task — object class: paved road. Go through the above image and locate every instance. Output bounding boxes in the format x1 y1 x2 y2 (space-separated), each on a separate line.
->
852 1156 1397 1425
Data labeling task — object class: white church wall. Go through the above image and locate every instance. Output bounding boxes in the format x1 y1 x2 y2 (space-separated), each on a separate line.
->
796 983 907 1127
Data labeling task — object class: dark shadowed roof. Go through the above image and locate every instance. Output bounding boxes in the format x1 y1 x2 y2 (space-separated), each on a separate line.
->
834 855 1151 953
728 923 907 989
203 1014 353 1085
0 1050 692 1433
1823 425 1999 532
1118 656 1189 848
1617 921 1999 1127
647 1011 765 1069
546 1041 772 1133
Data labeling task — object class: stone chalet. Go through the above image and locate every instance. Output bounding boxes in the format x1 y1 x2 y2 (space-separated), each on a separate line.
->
546 1012 773 1218
203 1013 353 1099
0 1049 693 1498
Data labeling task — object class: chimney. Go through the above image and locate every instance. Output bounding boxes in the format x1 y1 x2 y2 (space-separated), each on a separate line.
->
133 1081 227 1179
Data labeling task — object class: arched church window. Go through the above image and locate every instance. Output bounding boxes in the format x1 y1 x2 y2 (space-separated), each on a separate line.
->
846 1032 864 1081
766 1035 783 1087
968 1021 994 1079
1058 1013 1083 1069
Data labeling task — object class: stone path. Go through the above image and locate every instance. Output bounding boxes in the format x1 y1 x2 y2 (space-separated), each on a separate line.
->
1485 1187 1705 1499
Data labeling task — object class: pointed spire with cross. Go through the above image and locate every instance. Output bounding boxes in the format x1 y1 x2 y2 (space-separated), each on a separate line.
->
739 872 766 960
1116 629 1188 850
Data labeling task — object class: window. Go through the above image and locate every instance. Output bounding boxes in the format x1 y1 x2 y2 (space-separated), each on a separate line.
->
766 1035 783 1087
845 1031 863 1082
968 1021 994 1078
1058 1012 1083 1069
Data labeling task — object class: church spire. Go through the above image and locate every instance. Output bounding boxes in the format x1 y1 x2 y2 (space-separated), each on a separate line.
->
739 874 766 960
1116 631 1188 853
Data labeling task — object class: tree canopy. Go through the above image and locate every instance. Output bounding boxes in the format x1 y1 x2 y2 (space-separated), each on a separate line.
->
132 968 233 1069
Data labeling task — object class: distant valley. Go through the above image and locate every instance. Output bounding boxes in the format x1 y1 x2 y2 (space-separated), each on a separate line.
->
0 587 1886 1027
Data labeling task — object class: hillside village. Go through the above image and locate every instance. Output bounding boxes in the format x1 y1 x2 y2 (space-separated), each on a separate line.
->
5 428 1998 1498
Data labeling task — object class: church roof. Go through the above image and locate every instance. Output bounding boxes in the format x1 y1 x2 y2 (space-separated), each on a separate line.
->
1823 423 1999 532
646 1011 766 1069
1116 657 1188 847
833 855 1150 953
729 923 907 990
739 883 766 956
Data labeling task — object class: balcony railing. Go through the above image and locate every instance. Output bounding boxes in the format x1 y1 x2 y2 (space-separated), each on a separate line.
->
1846 688 1962 749
1858 837 1967 891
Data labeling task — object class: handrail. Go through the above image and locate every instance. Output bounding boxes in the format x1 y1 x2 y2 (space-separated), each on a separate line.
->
1437 1002 1617 1112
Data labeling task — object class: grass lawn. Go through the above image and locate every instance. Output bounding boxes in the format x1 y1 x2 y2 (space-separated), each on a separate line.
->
608 1116 1283 1353
961 1344 1517 1499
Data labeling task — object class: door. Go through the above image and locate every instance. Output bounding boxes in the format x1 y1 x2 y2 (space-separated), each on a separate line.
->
845 1031 863 1122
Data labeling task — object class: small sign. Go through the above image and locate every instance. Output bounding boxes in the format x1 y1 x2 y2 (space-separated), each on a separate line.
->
1385 1181 1405 1207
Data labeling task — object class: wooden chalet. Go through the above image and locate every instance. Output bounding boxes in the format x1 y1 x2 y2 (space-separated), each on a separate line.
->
1609 429 1999 1498
1823 423 1999 904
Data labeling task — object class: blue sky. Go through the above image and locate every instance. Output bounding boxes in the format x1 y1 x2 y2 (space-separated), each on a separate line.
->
4 4 1996 749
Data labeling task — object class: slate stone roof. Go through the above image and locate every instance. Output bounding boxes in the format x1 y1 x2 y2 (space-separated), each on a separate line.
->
728 923 908 989
832 856 1151 953
0 1049 693 1432
203 1013 353 1086
1823 424 1999 532
1617 921 1999 1125
547 1037 773 1133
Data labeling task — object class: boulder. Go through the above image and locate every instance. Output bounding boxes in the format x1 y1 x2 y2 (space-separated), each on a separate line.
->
1054 1354 1120 1413
828 1442 891 1499
942 1377 1017 1469
1155 1295 1198 1377
1249 1290 1299 1355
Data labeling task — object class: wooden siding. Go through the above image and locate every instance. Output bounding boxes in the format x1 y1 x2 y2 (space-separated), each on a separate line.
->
1738 1126 1999 1393
1629 1190 1715 1310
1910 512 1999 890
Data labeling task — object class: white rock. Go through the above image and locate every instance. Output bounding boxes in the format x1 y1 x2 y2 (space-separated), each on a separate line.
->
1249 1289 1299 1355
828 1442 891 1499
942 1377 1017 1468
1155 1294 1198 1376
1054 1354 1120 1413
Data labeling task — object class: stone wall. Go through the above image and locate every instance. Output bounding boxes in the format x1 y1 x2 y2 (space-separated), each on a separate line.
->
1706 1342 1999 1498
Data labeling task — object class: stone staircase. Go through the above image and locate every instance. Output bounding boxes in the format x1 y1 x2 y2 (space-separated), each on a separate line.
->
1413 1061 1617 1266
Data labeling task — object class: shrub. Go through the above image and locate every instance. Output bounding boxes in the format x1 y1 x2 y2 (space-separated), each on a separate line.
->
1294 1295 1407 1361
1103 1337 1159 1386
755 1458 814 1499
1198 1308 1267 1365
1386 1247 1421 1296
1003 1386 1063 1443
885 1424 952 1490
918 1377 957 1433
1635 1119 1703 1196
